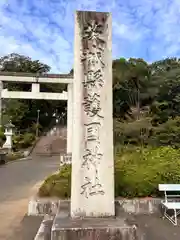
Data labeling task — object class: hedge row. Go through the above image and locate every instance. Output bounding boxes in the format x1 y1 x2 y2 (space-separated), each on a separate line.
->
39 146 180 198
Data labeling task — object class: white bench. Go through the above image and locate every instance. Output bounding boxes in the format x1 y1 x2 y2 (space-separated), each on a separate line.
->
159 184 180 225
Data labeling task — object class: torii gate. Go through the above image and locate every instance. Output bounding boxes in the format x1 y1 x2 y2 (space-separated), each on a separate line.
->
0 72 73 154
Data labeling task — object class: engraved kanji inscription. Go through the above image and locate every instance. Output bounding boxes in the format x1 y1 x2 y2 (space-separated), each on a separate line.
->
81 177 92 198
81 49 97 67
96 46 105 68
80 174 105 199
82 146 103 170
83 20 105 45
81 47 105 69
90 173 105 196
84 122 101 141
83 93 103 118
83 69 104 89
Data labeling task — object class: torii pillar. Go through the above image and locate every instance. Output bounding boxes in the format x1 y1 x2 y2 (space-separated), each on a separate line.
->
67 83 73 154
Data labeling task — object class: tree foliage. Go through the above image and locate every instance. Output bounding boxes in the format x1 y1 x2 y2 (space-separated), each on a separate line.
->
0 53 50 73
39 146 180 198
1 53 67 132
113 57 180 148
1 53 180 149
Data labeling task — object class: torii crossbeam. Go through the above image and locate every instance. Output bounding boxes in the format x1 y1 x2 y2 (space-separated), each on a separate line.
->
0 72 73 153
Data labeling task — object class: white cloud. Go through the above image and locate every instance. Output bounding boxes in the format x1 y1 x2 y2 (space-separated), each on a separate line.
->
0 0 180 73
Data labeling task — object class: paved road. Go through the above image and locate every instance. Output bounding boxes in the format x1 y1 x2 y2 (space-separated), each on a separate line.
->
0 156 60 240
130 214 180 240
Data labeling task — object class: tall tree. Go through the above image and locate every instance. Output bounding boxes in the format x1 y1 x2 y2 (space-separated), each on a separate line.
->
0 53 50 73
149 58 180 123
113 58 152 120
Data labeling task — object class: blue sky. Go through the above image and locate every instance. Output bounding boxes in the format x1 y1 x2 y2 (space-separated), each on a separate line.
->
0 0 179 73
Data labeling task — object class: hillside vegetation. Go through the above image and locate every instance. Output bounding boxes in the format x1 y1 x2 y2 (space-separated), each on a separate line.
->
38 56 180 198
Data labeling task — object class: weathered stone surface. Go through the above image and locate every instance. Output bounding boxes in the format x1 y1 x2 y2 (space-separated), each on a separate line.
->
51 200 141 240
116 198 162 214
28 198 163 217
71 10 114 218
60 154 72 166
28 199 59 216
52 206 137 240
52 224 137 240
34 215 54 240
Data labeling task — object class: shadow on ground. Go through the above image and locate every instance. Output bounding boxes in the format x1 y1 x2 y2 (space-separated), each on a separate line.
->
8 215 43 240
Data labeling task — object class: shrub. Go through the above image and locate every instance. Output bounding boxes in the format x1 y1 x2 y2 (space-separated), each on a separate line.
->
150 117 180 148
12 134 22 150
39 147 180 198
22 132 36 148
6 152 24 161
114 118 153 146
0 129 5 147
31 123 42 134
39 164 71 198
115 146 180 198
114 117 180 149
13 132 36 150
0 129 5 140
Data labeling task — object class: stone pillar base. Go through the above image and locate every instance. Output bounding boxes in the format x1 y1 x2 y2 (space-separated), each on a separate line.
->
51 201 139 240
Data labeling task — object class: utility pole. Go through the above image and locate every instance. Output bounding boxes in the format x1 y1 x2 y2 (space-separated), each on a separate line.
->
36 109 40 138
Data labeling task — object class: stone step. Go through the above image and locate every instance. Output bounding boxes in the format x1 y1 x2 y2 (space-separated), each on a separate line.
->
34 215 54 240
31 126 67 156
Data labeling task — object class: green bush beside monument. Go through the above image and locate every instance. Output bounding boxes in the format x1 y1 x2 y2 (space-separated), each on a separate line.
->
39 146 180 198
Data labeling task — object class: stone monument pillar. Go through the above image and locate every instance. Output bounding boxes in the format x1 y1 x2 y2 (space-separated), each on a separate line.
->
71 11 114 218
51 11 140 240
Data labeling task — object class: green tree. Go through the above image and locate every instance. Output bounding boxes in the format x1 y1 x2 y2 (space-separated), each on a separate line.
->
0 53 50 73
0 53 67 131
150 58 180 123
113 58 152 120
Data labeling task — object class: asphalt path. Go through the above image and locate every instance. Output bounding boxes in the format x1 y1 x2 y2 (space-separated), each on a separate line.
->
0 156 60 240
